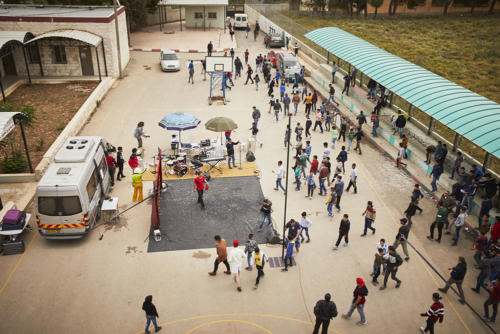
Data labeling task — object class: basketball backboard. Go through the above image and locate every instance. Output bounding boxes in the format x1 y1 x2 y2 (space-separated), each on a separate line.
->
205 56 233 73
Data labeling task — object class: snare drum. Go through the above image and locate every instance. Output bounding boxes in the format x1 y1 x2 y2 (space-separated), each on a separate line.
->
166 160 174 167
176 156 186 163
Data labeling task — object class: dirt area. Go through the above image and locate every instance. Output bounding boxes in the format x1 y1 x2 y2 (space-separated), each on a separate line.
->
1 82 98 172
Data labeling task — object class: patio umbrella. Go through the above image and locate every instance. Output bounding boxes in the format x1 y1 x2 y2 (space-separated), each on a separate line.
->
205 117 238 143
158 112 201 143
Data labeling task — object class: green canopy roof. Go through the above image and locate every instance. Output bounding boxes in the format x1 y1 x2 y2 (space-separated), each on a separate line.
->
305 27 500 159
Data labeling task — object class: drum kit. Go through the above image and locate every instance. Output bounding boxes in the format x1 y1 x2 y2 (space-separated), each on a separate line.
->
165 152 188 177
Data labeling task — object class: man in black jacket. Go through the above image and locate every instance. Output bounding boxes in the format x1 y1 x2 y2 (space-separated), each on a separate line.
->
333 214 350 249
439 256 467 304
394 110 406 138
313 293 338 334
226 138 240 169
142 295 162 333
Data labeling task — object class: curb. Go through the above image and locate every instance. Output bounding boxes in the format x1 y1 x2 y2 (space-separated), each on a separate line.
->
130 47 232 53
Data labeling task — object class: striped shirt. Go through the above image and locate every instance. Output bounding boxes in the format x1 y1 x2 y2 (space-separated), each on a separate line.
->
423 302 444 323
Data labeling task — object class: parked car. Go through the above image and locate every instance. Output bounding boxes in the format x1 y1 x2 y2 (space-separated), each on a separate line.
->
160 50 180 72
276 52 302 82
264 34 285 48
234 13 248 29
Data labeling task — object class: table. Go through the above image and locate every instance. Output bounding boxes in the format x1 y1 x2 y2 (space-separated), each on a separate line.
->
101 198 118 223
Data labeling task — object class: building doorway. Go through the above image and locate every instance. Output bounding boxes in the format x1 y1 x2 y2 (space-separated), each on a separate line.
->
79 46 94 76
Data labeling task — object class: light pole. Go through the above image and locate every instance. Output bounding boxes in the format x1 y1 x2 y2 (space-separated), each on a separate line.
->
282 112 292 260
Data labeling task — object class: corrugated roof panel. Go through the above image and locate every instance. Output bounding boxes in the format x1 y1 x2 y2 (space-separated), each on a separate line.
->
0 31 32 49
305 27 500 158
27 29 102 47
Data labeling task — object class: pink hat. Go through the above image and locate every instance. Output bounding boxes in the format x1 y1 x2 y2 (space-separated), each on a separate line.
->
233 240 239 247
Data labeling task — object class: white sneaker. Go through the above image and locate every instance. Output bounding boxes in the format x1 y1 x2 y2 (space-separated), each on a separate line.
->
332 245 338 250
420 327 426 333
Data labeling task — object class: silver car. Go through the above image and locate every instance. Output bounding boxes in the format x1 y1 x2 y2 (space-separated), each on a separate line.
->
160 50 180 72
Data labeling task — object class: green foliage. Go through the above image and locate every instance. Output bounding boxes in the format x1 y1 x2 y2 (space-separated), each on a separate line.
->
0 150 27 173
35 138 45 152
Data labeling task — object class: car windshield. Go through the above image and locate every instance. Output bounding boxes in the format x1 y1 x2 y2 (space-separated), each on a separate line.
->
38 196 82 216
162 54 177 61
284 60 299 68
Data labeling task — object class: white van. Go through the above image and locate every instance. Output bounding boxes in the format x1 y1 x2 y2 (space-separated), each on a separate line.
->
35 136 112 239
234 13 248 29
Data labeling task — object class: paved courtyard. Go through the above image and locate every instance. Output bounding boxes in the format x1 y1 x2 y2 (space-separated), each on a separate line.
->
0 30 495 334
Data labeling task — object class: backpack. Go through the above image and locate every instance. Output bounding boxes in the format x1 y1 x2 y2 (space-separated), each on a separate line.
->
246 151 255 162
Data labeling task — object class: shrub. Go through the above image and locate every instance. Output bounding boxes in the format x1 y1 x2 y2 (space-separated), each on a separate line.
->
0 150 27 173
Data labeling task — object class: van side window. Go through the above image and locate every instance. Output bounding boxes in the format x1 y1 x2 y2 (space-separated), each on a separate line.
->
98 155 107 181
86 169 98 201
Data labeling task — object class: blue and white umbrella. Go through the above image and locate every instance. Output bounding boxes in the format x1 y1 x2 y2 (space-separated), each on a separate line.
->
158 112 201 143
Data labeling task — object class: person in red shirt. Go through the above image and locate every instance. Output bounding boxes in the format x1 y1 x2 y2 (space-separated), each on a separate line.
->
193 170 208 209
420 292 444 333
342 277 367 325
105 153 118 187
310 155 319 175
128 148 139 170
484 276 500 323
318 161 329 196
491 216 500 242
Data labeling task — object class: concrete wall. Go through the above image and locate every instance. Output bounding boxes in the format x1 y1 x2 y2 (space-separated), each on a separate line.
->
146 7 185 25
185 6 225 29
0 10 129 78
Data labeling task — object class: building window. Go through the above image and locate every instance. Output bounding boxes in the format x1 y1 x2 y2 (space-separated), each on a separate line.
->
27 45 40 64
52 45 67 64
208 12 217 19
194 12 203 19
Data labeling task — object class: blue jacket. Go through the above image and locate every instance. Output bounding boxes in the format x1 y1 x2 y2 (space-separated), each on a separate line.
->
431 165 443 179
335 180 344 196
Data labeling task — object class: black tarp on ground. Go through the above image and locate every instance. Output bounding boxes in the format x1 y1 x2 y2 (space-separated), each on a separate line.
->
148 176 277 252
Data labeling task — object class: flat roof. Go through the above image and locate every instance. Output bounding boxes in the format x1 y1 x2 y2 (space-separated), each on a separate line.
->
0 4 125 23
159 0 228 6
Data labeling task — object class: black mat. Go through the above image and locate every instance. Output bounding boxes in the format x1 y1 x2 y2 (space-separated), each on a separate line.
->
147 176 276 252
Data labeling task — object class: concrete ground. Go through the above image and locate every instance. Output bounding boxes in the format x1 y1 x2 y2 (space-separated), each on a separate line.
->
0 30 495 334
130 22 237 51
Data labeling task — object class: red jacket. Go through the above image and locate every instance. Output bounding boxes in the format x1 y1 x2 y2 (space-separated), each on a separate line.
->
128 154 139 169
492 222 500 241
421 302 444 323
106 155 118 168
310 159 319 172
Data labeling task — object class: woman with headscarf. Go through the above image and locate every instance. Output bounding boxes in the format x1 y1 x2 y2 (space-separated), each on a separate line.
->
142 295 161 333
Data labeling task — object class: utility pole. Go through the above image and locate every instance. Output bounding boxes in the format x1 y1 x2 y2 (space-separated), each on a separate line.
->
113 0 123 79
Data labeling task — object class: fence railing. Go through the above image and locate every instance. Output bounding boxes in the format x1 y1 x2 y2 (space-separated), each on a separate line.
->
246 3 499 174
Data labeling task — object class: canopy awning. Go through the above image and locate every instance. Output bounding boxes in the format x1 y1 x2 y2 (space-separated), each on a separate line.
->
305 27 500 158
26 29 102 47
0 112 20 141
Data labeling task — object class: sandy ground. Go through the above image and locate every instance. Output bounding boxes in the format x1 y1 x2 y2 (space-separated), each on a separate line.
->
0 30 495 334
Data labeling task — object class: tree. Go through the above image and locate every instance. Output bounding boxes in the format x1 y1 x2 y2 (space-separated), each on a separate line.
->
305 0 327 13
289 0 302 10
442 0 453 15
489 0 497 13
369 0 383 16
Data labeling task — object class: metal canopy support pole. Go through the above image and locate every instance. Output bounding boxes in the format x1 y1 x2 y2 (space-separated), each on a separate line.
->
327 52 330 64
452 133 459 152
360 73 363 87
389 92 394 107
0 79 5 101
37 42 44 77
180 7 182 31
18 117 33 173
159 5 162 31
348 63 351 74
483 153 490 171
203 6 206 32
96 47 102 82
427 118 434 135
282 112 292 260
113 0 122 79
408 104 413 118
101 41 108 77
22 46 31 84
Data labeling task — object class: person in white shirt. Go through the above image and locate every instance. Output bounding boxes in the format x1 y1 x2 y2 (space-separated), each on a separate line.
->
323 142 330 160
451 206 467 246
251 247 269 289
227 240 246 292
273 160 286 193
377 238 389 254
299 211 313 243
346 163 358 194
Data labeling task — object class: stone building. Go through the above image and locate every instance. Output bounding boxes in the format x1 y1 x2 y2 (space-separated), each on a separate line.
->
159 0 228 30
0 4 129 84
